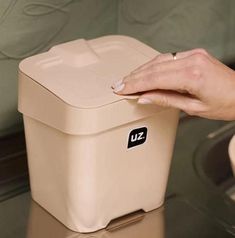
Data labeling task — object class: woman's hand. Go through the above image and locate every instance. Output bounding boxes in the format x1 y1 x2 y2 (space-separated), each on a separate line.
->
112 48 235 120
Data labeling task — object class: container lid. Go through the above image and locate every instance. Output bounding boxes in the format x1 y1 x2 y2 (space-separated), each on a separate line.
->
19 35 159 109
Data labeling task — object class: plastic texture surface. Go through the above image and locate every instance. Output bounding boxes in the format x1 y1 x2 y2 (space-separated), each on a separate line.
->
19 36 158 109
18 36 166 135
24 108 178 232
19 36 179 232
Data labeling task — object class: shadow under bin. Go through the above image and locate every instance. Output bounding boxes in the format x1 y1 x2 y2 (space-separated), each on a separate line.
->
27 199 165 238
26 196 235 238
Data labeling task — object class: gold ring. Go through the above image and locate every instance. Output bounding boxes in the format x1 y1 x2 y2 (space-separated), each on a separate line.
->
172 52 177 60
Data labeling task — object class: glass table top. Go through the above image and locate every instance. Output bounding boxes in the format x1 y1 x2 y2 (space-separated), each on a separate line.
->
1 118 235 237
0 192 234 238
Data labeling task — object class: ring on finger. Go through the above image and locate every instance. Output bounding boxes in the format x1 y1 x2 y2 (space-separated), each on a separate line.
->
172 52 177 60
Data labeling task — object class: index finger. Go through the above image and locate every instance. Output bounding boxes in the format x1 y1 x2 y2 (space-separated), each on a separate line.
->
115 67 198 96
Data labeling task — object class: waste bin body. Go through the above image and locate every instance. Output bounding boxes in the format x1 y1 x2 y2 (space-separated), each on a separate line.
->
18 35 179 233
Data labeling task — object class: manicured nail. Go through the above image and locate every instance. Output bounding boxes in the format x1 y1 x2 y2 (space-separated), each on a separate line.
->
112 79 123 89
113 83 125 93
138 98 153 104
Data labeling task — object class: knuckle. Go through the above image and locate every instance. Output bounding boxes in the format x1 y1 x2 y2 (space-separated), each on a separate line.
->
154 54 164 63
194 48 209 57
154 53 169 63
187 65 202 80
184 66 203 94
192 53 208 67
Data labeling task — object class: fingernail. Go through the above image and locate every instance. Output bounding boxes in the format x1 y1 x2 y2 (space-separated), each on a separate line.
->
113 83 125 93
112 79 123 89
138 98 153 104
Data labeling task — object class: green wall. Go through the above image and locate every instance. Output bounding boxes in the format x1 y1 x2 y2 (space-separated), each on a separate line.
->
118 0 235 61
0 0 117 136
1 0 235 135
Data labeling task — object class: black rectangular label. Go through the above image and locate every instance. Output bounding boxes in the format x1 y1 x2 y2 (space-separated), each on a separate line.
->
127 127 147 149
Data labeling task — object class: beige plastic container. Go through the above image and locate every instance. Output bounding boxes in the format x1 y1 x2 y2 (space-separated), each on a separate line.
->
18 35 179 233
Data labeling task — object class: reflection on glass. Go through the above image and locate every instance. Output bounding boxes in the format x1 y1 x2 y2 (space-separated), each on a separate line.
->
27 200 165 238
